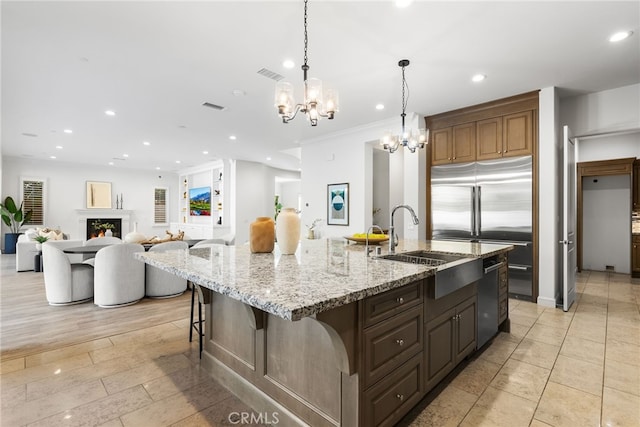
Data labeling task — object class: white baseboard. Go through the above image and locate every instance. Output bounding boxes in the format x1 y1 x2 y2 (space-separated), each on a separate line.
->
536 296 556 308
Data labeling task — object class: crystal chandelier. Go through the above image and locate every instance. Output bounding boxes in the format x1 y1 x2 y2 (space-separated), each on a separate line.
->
274 0 338 126
381 59 428 153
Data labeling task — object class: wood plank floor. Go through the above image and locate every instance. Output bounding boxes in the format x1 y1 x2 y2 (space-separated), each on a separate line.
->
1 254 192 361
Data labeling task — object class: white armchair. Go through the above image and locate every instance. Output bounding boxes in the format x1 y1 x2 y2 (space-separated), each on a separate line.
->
93 243 145 308
42 241 94 305
145 241 189 298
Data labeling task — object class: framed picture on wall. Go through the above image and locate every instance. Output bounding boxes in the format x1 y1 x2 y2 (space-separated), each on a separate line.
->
86 181 112 209
327 183 349 226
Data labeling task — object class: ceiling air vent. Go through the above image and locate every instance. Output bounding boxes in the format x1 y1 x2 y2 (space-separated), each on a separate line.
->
202 102 226 111
257 68 284 82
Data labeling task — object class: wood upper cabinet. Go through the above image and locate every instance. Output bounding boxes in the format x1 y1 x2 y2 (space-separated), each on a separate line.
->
431 124 475 165
502 110 533 157
633 159 640 210
476 117 503 160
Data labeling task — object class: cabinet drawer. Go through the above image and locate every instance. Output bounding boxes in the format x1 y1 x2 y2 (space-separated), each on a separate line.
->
499 297 508 323
363 282 422 327
363 353 423 427
363 305 423 388
499 267 508 294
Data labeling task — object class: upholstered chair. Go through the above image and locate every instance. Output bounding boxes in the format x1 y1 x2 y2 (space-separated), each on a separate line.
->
145 241 188 298
83 236 122 264
93 243 145 308
42 240 94 305
192 238 225 247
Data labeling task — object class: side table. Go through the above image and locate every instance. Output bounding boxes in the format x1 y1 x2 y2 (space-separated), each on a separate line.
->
34 251 43 272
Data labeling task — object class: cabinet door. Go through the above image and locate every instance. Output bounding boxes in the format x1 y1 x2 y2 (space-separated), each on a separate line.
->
452 123 476 163
431 128 452 165
502 110 533 157
476 117 503 160
455 296 477 362
424 307 455 390
633 160 640 210
633 237 640 274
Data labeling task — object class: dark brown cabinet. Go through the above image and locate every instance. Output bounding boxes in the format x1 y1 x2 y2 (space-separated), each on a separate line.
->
633 159 640 210
431 124 476 165
424 293 477 391
633 235 640 278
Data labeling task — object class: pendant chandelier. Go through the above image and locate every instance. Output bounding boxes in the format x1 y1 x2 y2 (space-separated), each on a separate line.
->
381 59 427 153
274 0 338 126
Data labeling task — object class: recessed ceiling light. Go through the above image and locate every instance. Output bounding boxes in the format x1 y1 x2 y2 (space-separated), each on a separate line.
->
472 74 486 82
229 135 237 140
283 59 295 69
375 104 385 110
203 151 209 155
266 157 272 161
63 129 73 134
143 141 150 146
50 156 56 159
232 89 246 96
56 145 63 150
609 30 633 42
105 110 116 116
395 0 413 8
123 154 129 158
155 167 161 170
108 161 114 166
176 160 181 164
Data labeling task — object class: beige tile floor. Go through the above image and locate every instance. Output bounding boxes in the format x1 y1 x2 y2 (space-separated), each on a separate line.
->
1 269 639 426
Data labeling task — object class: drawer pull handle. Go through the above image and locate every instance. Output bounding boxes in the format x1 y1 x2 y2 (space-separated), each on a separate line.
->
396 393 404 401
396 297 404 304
396 339 405 346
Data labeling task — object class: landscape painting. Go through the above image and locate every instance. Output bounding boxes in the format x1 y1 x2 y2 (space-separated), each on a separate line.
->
189 186 211 216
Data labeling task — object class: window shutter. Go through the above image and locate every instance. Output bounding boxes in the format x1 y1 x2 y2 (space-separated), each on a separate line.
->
22 180 45 225
154 188 168 224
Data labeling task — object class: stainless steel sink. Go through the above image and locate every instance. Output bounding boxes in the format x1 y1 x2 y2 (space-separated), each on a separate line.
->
376 250 482 298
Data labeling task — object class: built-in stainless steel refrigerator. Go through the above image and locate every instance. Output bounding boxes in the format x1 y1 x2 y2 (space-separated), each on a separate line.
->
431 155 533 300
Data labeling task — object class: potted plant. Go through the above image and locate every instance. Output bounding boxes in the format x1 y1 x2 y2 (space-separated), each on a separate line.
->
0 196 33 254
33 235 49 250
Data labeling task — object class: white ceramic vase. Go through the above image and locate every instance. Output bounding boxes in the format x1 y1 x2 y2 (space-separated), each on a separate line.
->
276 208 300 255
105 229 113 237
124 222 146 243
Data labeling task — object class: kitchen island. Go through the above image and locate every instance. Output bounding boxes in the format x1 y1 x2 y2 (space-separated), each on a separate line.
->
137 239 512 426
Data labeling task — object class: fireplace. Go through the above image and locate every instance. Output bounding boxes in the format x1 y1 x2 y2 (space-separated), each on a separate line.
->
75 209 131 241
87 218 123 239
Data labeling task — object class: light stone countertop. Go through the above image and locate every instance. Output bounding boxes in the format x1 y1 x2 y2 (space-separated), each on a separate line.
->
136 239 513 321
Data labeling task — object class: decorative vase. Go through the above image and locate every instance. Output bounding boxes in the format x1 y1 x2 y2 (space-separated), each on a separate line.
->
307 229 315 240
105 229 113 237
35 242 42 251
250 217 275 253
276 208 300 255
124 222 146 243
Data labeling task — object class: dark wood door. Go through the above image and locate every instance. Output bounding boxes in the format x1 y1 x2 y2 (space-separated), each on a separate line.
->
424 306 455 390
633 160 640 210
633 236 640 276
455 296 477 362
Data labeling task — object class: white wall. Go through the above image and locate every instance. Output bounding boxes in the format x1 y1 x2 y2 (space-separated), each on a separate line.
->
577 132 640 163
538 87 561 307
234 160 300 245
1 156 178 245
276 180 301 212
300 115 425 240
582 175 631 273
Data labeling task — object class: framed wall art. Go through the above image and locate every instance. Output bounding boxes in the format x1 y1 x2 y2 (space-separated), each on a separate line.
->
327 183 349 226
86 181 112 209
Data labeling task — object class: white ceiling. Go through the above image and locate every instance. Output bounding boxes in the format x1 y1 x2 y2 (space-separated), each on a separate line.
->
2 1 639 173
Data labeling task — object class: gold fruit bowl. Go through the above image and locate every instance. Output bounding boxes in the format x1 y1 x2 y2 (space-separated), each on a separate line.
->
344 234 389 245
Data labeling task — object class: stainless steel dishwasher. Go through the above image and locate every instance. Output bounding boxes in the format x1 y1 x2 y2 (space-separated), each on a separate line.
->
477 256 505 348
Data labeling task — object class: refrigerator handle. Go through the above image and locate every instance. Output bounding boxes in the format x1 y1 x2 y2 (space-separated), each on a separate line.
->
471 187 476 237
476 186 482 237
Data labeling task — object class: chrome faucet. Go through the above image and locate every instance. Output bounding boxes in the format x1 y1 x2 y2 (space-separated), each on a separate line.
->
365 225 385 257
388 205 419 254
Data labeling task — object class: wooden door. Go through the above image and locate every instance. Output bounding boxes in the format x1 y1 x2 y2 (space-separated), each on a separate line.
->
424 307 455 390
431 128 452 165
633 236 640 276
633 160 640 210
476 117 503 160
452 123 476 163
503 110 533 157
455 297 477 361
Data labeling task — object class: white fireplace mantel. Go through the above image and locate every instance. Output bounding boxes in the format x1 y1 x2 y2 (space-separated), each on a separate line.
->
75 209 132 239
